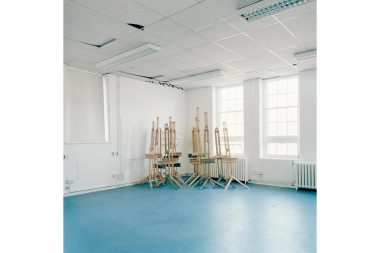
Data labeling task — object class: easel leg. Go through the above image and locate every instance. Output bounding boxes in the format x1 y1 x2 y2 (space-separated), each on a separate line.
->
224 177 233 191
200 178 209 190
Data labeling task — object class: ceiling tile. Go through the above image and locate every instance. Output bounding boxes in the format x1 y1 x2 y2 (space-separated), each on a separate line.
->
217 34 269 57
64 38 98 56
181 76 240 90
144 18 191 41
119 60 175 78
226 15 278 32
169 32 209 49
170 4 221 32
71 0 163 25
274 1 316 22
201 0 240 19
224 53 287 72
191 43 242 63
64 22 112 45
244 69 278 80
246 23 299 51
198 21 241 41
64 0 135 38
170 50 215 68
282 12 316 43
155 54 195 72
137 0 198 16
269 66 298 76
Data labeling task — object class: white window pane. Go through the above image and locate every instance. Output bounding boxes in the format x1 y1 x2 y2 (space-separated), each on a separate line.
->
236 86 243 99
287 78 298 93
267 143 277 155
267 109 277 122
287 122 298 136
278 94 287 107
287 143 298 156
277 108 287 122
287 93 298 106
287 107 298 121
220 113 227 124
267 95 277 108
236 112 244 124
231 125 238 136
278 143 287 155
278 80 287 93
229 100 236 110
236 125 244 137
229 87 236 100
231 142 244 154
221 101 228 111
236 99 243 110
267 81 278 95
227 113 235 123
277 122 287 136
268 123 277 136
222 88 228 100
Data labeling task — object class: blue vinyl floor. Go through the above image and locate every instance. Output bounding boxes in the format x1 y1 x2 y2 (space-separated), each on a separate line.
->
64 181 316 253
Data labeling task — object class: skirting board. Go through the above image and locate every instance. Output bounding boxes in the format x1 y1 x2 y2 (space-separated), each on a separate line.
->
64 182 135 197
249 179 295 189
64 172 192 197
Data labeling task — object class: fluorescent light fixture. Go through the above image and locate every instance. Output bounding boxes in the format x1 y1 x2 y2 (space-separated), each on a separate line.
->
96 43 161 69
170 70 225 85
294 49 316 62
240 0 315 22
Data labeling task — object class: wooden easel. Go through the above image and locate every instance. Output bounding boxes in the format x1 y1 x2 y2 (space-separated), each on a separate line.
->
222 122 249 191
198 112 224 190
186 107 202 186
140 116 182 189
213 127 229 186
139 117 164 189
159 117 183 189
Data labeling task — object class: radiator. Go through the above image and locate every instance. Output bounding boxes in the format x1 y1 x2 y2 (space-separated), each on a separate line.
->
209 156 248 183
294 161 317 190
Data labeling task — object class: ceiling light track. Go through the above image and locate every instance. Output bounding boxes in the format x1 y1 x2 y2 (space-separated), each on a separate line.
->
118 71 184 90
96 43 161 70
170 69 225 85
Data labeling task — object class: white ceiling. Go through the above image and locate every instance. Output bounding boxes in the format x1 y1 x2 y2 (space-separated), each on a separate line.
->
64 0 317 89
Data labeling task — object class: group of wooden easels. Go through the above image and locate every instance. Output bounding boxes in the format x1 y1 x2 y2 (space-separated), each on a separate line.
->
187 107 249 191
138 116 184 189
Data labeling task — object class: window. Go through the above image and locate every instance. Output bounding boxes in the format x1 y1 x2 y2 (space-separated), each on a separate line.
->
217 85 244 154
261 76 299 159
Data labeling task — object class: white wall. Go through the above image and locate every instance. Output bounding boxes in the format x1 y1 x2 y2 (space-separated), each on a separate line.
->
117 76 187 184
64 69 187 194
64 67 316 193
244 69 317 186
64 73 120 193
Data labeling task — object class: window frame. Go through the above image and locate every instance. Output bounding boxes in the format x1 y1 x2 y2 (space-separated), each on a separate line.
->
216 84 245 155
261 75 300 160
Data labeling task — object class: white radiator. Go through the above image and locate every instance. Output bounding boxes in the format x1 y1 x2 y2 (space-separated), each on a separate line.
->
209 156 248 183
294 161 317 190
